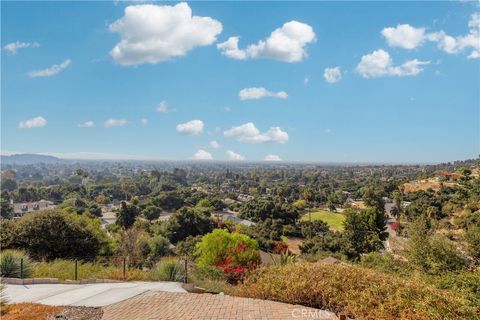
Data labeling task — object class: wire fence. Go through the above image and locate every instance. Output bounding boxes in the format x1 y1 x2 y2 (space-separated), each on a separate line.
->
10 255 189 283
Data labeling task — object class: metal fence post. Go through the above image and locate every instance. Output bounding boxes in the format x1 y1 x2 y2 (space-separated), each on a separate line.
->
74 259 78 281
184 258 188 284
20 258 24 279
123 256 126 280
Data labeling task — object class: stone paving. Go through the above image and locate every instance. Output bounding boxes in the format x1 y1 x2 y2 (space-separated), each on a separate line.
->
102 291 338 320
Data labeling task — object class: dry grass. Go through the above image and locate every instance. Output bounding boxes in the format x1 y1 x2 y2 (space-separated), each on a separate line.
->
280 237 302 255
401 179 459 193
2 303 61 320
234 262 478 320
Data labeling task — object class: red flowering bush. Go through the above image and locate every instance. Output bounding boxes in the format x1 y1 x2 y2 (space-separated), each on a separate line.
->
195 229 261 283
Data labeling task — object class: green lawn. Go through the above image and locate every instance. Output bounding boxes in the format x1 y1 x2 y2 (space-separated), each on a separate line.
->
300 210 346 231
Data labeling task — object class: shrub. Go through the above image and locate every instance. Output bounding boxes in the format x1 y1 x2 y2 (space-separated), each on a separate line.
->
359 252 413 277
234 262 478 319
0 250 33 278
148 258 186 282
12 210 110 260
195 229 261 283
142 205 162 221
147 235 172 264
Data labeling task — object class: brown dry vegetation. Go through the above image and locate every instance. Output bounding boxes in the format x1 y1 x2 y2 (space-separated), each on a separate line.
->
401 179 459 193
234 262 479 320
2 303 62 320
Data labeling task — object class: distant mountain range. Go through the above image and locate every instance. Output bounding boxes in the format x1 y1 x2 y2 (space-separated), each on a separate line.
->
0 154 66 165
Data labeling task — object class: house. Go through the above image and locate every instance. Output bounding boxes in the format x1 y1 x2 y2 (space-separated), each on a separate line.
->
13 200 55 218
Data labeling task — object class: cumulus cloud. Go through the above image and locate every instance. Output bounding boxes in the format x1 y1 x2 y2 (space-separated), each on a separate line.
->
78 121 94 128
323 67 342 83
264 154 282 161
27 59 71 78
217 21 315 62
226 150 246 161
224 122 288 144
19 116 47 129
3 41 39 54
210 140 220 149
104 118 127 127
239 87 288 100
381 14 480 59
381 24 427 49
109 2 223 65
356 49 429 78
176 119 204 135
193 149 213 160
141 118 148 125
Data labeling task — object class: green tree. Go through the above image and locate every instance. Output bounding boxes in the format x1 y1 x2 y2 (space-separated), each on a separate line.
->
116 201 138 229
164 207 213 243
142 205 162 221
0 198 14 219
343 208 387 258
300 220 329 239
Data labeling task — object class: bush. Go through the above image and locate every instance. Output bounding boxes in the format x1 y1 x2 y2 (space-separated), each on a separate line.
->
196 229 261 283
234 262 478 320
359 252 413 277
0 250 33 278
148 258 186 282
142 205 162 221
11 210 110 260
407 217 466 274
147 235 172 264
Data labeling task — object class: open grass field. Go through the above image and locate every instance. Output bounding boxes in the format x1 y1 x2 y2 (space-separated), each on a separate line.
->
300 210 346 231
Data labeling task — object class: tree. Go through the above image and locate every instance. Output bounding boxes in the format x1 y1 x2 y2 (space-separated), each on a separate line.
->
0 179 17 192
164 207 213 243
142 205 162 221
116 201 138 229
0 198 14 219
300 220 329 239
343 208 387 258
12 210 109 260
406 216 466 274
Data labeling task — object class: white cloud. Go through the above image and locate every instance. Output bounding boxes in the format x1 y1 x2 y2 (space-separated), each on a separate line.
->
141 118 148 125
19 116 47 129
209 140 220 149
264 154 282 161
304 76 309 84
217 20 315 62
109 2 222 65
324 128 332 134
323 67 342 83
27 59 71 78
3 41 39 54
356 49 429 78
224 122 288 144
193 149 213 160
216 36 246 60
78 121 94 128
176 119 204 135
226 150 246 161
156 101 169 113
381 14 480 59
104 118 127 127
381 24 427 49
239 87 288 100
224 106 231 112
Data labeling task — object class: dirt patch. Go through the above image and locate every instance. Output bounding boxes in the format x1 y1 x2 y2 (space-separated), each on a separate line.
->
2 303 61 320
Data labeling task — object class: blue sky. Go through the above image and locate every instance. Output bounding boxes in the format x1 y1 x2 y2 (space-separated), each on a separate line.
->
1 1 479 163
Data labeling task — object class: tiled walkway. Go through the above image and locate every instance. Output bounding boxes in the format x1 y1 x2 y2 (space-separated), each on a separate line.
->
102 291 338 320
